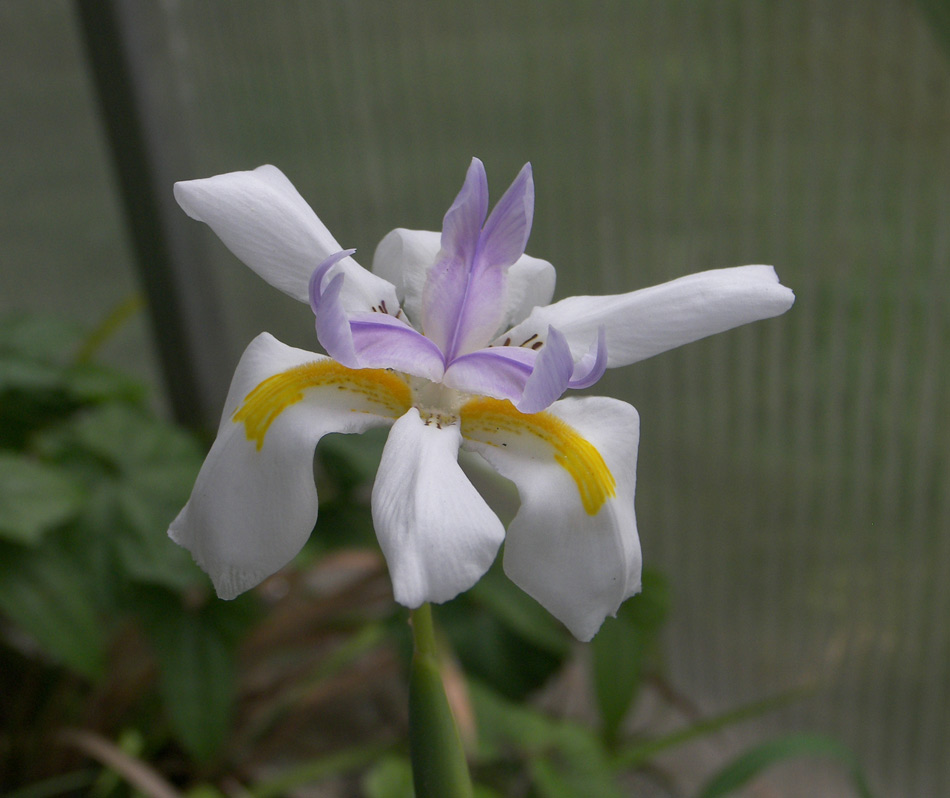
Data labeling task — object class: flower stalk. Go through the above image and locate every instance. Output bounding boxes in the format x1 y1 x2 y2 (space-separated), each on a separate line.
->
408 603 474 798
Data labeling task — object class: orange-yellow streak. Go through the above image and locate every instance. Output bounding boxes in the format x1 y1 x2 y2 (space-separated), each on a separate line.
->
233 361 411 450
460 397 616 516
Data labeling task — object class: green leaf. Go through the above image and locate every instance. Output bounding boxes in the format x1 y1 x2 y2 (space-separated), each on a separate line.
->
0 314 82 362
318 427 388 489
467 562 572 658
470 681 622 798
614 685 813 770
36 403 206 590
436 561 570 701
63 403 202 475
590 568 669 743
0 535 106 678
0 453 86 544
363 756 415 798
138 589 241 760
699 733 875 798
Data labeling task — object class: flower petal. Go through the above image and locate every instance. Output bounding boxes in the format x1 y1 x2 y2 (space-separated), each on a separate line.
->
311 252 445 380
478 162 534 275
443 345 537 403
422 161 536 360
516 326 574 414
175 165 398 312
372 228 554 330
504 253 556 328
371 228 440 325
499 265 795 368
440 157 489 267
568 325 607 389
169 332 411 599
372 408 505 607
460 396 641 641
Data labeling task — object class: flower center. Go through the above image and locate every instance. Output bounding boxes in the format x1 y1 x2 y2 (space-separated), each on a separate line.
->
409 378 467 428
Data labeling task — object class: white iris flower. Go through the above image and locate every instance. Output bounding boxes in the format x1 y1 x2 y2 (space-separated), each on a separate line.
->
169 158 794 640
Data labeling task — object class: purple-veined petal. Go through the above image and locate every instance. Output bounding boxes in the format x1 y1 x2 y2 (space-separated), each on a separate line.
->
422 161 537 360
568 325 607 389
311 251 445 380
440 158 489 267
460 395 641 641
499 265 795 368
348 313 445 380
310 250 360 368
372 228 554 331
443 346 538 403
372 408 505 606
175 165 399 312
477 162 534 274
516 326 574 414
169 333 411 599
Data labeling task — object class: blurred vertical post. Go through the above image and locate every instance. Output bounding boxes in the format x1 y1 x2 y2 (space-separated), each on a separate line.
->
74 0 231 431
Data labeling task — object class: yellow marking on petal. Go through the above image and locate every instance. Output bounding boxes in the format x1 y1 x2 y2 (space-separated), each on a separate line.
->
234 361 411 450
459 397 616 516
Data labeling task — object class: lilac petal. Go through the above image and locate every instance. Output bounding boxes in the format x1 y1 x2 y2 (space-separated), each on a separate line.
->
443 346 537 403
440 158 489 265
568 325 607 389
478 162 534 272
424 162 539 360
309 249 356 308
314 273 359 368
372 228 555 331
422 161 493 357
311 251 361 368
348 313 445 381
312 251 445 381
517 327 574 414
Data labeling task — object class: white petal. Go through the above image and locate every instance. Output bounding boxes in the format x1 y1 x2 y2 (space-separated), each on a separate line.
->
371 408 505 607
372 228 440 325
500 265 795 367
372 228 555 330
175 165 398 312
169 332 409 599
503 254 557 329
461 396 641 640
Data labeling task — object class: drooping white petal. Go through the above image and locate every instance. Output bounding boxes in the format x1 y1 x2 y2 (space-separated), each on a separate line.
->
371 408 505 607
373 228 555 331
174 165 398 313
499 265 795 368
461 396 641 641
169 332 410 599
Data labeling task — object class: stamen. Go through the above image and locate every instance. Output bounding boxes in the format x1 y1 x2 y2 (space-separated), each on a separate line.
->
520 333 538 346
460 397 616 515
234 361 411 449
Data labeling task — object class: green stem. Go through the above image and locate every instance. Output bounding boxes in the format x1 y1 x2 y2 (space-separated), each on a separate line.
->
408 603 474 798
